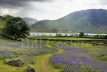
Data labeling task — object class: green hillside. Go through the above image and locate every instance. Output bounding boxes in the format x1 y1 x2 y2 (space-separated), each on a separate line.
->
0 16 6 29
31 9 107 33
0 15 15 30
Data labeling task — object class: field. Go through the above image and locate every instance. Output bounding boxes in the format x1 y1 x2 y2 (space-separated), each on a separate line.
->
0 36 107 72
27 36 106 40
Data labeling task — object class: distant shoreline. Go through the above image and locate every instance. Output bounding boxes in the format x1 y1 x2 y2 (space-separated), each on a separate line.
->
30 32 107 36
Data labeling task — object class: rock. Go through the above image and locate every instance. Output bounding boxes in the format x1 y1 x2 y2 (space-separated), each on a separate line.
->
27 66 37 72
4 58 24 66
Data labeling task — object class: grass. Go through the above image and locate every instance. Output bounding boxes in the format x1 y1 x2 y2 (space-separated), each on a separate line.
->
63 64 101 72
27 36 106 40
35 49 64 72
0 38 64 72
49 41 107 72
68 42 107 61
0 47 63 72
0 36 107 72
0 60 27 72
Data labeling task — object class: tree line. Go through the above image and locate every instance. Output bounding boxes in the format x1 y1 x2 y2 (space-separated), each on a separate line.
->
93 35 107 39
56 32 84 37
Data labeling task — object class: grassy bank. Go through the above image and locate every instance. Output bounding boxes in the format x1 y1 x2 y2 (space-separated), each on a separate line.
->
27 36 106 40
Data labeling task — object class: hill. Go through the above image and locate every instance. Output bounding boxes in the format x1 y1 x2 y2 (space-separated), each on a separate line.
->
0 16 6 29
0 16 2 18
31 9 107 33
22 17 38 26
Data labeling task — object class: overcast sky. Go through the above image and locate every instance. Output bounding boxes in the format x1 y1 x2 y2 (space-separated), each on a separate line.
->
0 0 107 20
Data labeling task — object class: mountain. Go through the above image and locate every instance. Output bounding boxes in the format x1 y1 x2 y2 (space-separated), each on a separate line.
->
0 16 2 18
22 17 38 26
31 9 107 33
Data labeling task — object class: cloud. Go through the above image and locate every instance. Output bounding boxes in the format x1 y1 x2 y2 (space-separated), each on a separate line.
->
0 0 54 16
0 0 55 9
98 0 107 5
17 0 51 1
0 1 27 9
0 0 107 20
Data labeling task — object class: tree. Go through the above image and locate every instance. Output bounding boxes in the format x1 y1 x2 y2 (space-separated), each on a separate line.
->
104 35 107 39
2 14 13 20
56 33 59 37
2 17 30 39
65 34 68 37
59 34 62 37
79 32 84 37
56 33 62 37
3 14 13 18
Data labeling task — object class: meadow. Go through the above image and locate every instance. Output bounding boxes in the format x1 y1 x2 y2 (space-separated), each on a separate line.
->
0 36 107 72
0 38 59 72
50 42 107 72
27 36 106 40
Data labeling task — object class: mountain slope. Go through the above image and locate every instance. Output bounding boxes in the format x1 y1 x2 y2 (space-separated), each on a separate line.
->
0 16 2 18
22 17 38 26
31 9 107 33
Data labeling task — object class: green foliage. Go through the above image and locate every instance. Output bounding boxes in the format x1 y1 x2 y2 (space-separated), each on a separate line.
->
0 18 6 29
64 34 68 37
74 34 79 37
56 33 62 37
79 32 84 37
27 36 105 40
31 9 107 33
3 14 13 18
53 64 65 69
93 35 107 39
0 15 14 30
2 17 30 39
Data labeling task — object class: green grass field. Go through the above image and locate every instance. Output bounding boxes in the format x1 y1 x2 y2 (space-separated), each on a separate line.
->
27 36 106 40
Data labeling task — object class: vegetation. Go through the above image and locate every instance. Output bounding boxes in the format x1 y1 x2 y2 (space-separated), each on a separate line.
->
0 15 14 34
93 35 107 39
27 36 106 40
50 41 107 72
2 17 30 39
79 32 84 37
0 36 107 72
0 16 6 29
56 33 62 37
0 38 60 72
31 9 107 33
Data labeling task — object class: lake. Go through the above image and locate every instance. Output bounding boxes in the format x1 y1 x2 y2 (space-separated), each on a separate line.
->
30 32 78 36
30 32 107 36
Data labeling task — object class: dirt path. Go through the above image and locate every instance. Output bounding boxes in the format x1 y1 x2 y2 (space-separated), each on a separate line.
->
35 49 64 72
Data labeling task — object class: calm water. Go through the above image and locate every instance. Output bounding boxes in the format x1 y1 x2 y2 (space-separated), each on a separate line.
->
30 32 107 36
30 32 78 36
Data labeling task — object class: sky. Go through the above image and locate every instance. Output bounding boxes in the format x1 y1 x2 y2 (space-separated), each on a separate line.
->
0 0 107 20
